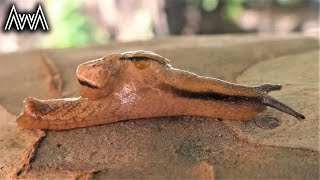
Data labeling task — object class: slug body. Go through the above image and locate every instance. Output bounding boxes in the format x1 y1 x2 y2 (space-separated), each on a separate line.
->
17 50 305 130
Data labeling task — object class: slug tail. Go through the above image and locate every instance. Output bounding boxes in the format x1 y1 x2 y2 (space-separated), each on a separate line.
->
262 96 305 120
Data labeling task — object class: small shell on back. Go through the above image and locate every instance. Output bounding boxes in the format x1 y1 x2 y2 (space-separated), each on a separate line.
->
120 50 170 65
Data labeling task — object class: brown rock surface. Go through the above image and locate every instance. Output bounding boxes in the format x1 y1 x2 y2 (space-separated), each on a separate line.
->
0 105 45 179
226 51 319 151
0 34 319 179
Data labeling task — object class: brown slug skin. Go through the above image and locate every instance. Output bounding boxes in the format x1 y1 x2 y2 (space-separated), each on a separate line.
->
16 50 305 130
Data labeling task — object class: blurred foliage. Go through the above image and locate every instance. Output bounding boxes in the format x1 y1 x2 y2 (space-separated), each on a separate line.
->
224 0 244 21
201 0 219 12
193 0 307 20
35 0 316 48
277 0 302 5
39 0 108 48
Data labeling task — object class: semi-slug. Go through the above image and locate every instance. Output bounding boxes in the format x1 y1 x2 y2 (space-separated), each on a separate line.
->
16 50 305 130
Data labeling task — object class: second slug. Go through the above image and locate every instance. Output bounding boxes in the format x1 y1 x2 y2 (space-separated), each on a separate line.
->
16 50 305 130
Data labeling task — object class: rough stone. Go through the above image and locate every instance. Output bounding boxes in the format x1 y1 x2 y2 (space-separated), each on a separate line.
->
0 34 319 179
225 51 319 151
0 105 44 179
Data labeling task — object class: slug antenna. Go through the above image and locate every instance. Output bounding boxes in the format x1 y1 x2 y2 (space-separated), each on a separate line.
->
255 83 282 93
262 96 305 119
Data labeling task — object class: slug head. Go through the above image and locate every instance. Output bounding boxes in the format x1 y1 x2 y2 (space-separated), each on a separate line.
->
76 54 122 98
76 50 170 99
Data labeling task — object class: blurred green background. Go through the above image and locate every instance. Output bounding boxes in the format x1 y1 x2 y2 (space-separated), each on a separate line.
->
0 0 318 52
